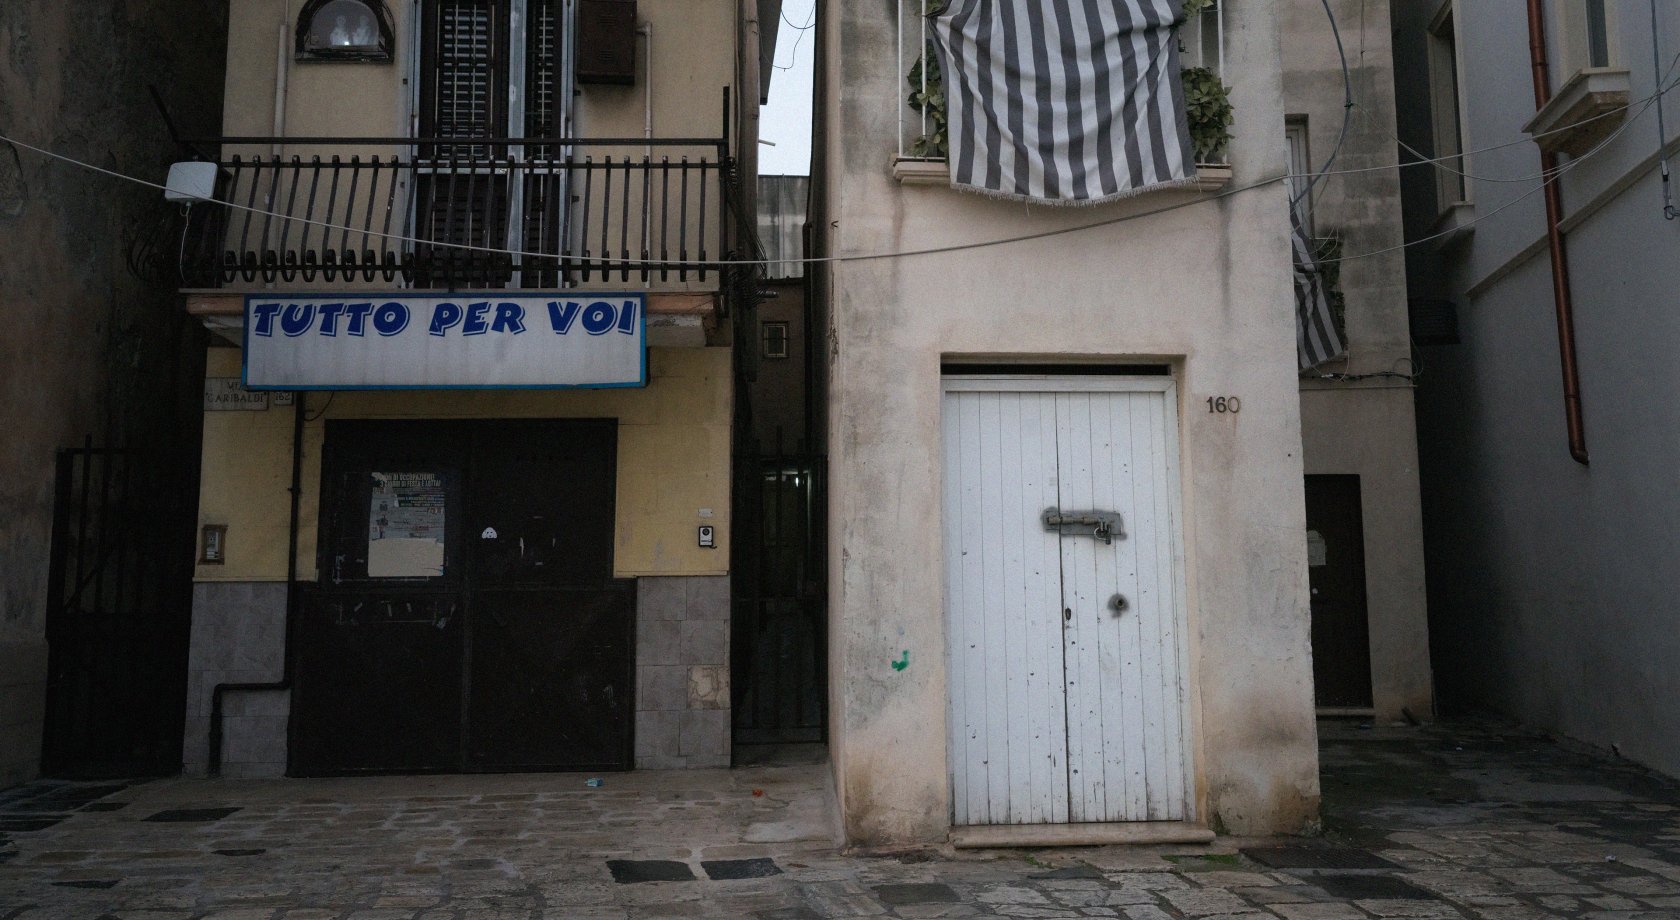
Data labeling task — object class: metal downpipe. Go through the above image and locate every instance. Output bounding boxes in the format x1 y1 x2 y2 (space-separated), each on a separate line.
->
1526 0 1590 465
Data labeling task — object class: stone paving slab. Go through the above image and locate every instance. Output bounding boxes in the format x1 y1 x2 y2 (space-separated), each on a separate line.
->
3 720 1680 918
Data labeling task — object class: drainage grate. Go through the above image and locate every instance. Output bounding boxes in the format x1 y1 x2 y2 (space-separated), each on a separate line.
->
607 859 696 883
873 883 959 905
142 807 241 823
1306 874 1438 900
52 879 120 890
1240 846 1399 870
702 858 782 880
214 848 267 857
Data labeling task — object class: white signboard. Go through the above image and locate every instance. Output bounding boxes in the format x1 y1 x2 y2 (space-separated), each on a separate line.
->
243 294 646 389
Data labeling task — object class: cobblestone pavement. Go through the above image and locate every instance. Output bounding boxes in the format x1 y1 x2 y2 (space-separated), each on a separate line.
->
3 720 1680 919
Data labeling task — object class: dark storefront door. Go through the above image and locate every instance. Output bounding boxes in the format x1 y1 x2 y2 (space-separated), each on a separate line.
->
1304 474 1374 708
293 419 633 775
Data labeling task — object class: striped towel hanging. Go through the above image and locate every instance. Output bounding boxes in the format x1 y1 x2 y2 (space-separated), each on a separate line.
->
1292 207 1346 370
927 0 1198 203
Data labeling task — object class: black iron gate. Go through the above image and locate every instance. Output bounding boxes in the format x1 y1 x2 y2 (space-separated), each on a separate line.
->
731 453 827 744
42 442 197 777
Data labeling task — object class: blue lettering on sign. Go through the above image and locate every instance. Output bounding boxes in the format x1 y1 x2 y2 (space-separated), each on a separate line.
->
280 304 316 337
428 303 463 336
616 300 637 335
251 303 282 337
581 301 616 335
547 300 581 333
463 301 492 336
492 302 526 334
316 303 346 336
372 302 409 336
344 303 373 336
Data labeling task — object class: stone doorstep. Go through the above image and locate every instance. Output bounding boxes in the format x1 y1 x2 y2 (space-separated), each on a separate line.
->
950 821 1216 849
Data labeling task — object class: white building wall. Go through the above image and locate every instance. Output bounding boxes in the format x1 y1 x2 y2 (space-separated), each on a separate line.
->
1396 0 1680 778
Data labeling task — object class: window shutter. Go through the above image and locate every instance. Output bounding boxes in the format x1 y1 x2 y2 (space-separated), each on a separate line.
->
422 0 505 142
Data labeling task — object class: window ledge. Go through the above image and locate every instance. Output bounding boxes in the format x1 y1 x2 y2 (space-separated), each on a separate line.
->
1524 67 1631 157
892 158 1234 193
1430 200 1475 249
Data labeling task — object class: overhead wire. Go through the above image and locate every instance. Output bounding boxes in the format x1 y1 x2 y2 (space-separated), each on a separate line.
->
3 49 1678 271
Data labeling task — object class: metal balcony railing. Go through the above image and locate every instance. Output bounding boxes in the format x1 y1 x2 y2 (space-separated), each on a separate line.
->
178 137 737 290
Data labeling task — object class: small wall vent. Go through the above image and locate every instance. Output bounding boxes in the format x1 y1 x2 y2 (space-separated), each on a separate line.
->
578 0 638 85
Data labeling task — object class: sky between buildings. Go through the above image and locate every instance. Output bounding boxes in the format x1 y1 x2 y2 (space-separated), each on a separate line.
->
759 0 816 176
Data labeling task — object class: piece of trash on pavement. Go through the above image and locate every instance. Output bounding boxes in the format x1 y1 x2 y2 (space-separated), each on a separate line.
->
585 778 604 788
752 789 764 797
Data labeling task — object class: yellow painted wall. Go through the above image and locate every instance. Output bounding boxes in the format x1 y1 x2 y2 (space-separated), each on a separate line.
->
194 345 732 582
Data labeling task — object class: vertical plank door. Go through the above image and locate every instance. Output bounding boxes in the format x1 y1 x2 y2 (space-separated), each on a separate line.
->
1056 388 1189 823
943 388 1069 826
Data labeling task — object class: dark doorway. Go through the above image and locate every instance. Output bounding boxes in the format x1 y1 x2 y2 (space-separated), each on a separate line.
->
292 419 633 775
731 453 826 744
1305 474 1374 708
42 445 198 777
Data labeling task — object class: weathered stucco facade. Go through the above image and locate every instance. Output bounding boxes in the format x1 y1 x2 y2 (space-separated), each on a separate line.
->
0 1 226 787
820 2 1321 845
1282 0 1433 723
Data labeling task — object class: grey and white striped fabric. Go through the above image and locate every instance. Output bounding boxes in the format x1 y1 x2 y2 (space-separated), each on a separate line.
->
1292 209 1346 370
928 0 1197 204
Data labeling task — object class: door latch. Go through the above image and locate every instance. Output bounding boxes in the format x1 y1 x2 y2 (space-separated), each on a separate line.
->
1042 508 1126 544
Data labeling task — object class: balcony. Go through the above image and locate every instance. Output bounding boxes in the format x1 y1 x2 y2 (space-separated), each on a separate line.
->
177 137 746 299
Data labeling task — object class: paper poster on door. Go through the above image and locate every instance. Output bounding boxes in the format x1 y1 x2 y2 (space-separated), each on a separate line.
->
368 471 446 577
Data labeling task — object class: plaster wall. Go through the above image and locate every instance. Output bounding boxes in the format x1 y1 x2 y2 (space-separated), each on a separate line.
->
1280 0 1431 721
1395 0 1680 778
194 345 732 583
822 1 1319 845
225 0 740 142
0 0 225 787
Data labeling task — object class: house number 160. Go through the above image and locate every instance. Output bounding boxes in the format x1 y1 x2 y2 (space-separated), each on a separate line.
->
1206 396 1241 414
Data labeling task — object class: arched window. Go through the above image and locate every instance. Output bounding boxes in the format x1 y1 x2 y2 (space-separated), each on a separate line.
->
297 0 394 62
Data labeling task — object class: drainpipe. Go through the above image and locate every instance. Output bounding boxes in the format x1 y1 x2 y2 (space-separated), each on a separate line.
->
207 392 304 776
1525 0 1590 465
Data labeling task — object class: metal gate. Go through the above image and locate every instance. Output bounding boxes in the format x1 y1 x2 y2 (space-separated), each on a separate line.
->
731 454 827 744
43 442 197 777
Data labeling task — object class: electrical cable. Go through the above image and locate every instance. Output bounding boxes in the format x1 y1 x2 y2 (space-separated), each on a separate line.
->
3 64 1677 272
1319 72 1670 266
773 3 816 72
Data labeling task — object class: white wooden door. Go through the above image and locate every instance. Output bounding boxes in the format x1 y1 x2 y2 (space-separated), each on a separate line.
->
944 378 1190 826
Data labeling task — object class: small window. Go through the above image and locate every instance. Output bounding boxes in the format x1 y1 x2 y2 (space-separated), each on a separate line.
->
1427 4 1469 210
761 322 789 360
297 0 394 63
1285 118 1313 236
1585 0 1611 68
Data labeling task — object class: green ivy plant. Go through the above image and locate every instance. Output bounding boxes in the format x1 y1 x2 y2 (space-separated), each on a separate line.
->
1182 0 1214 15
1181 66 1234 164
907 41 948 159
1312 232 1349 340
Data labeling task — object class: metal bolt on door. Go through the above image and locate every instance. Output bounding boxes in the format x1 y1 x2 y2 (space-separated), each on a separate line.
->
943 378 1191 826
